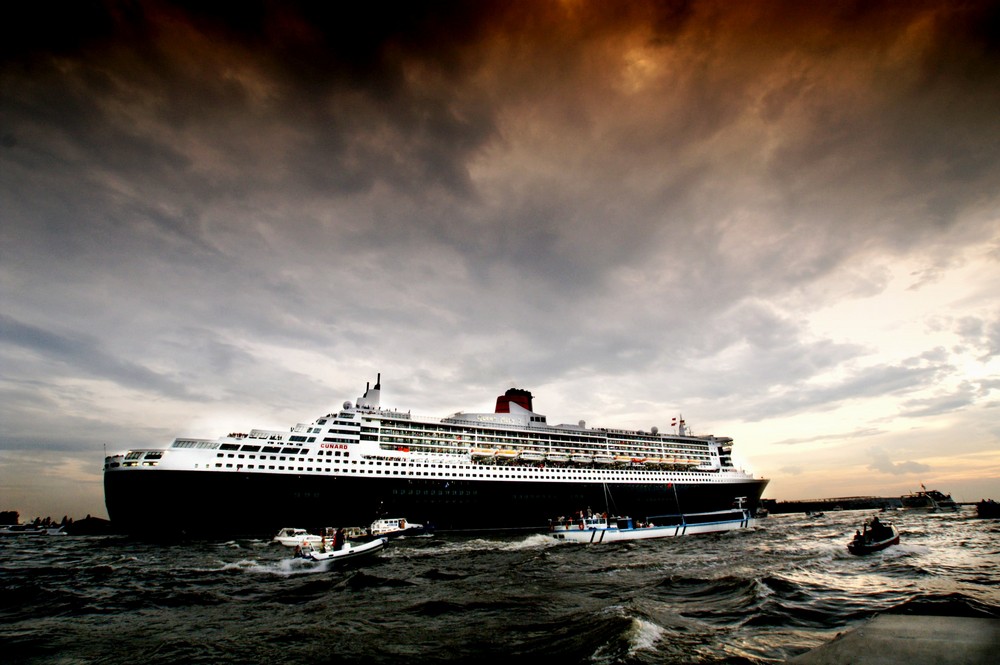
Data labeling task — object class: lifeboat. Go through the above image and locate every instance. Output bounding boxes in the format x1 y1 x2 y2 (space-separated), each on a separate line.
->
519 451 545 463
546 453 570 463
470 448 495 459
593 455 614 464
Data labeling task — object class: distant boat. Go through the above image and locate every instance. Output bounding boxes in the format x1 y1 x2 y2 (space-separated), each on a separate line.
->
847 517 899 555
368 517 432 539
0 524 66 536
900 486 958 511
976 499 1000 519
272 527 326 547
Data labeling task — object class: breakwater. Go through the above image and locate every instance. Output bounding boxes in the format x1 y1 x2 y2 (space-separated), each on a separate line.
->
761 496 903 514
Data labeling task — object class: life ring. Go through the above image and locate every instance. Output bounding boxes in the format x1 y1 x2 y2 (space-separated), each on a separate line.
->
579 523 585 530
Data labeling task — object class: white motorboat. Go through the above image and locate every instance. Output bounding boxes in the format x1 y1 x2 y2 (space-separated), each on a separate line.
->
0 524 66 536
296 536 387 563
272 527 326 547
369 517 432 538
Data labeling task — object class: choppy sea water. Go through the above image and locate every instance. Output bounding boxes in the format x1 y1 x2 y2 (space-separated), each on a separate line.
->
2 509 998 664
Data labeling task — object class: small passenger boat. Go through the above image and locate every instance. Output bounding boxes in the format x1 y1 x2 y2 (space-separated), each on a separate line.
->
549 508 755 543
0 524 66 536
369 517 432 539
847 517 899 555
295 536 387 563
975 499 1000 519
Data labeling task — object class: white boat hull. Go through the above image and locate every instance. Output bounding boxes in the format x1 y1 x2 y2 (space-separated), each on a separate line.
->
302 537 388 562
549 511 755 543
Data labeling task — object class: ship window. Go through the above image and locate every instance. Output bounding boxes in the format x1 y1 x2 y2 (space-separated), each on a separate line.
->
217 453 223 458
269 466 275 470
278 466 285 470
262 446 281 453
215 463 222 468
226 464 232 468
279 457 286 461
227 454 234 458
282 447 300 454
220 444 240 451
240 445 260 452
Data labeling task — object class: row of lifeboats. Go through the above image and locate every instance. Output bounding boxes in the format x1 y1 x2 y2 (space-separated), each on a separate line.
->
469 448 703 467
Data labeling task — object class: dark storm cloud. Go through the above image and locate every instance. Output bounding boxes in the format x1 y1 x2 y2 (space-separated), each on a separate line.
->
0 313 191 398
743 361 949 421
2 1 999 514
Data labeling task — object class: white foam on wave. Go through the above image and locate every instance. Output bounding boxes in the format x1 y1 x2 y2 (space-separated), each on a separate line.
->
590 609 665 664
222 557 332 577
406 533 557 555
623 616 664 655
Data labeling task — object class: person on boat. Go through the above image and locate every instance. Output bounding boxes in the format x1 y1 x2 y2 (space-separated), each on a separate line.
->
334 527 345 551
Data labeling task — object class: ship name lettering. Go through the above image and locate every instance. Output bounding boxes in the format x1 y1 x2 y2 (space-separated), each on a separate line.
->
320 443 349 450
476 415 516 424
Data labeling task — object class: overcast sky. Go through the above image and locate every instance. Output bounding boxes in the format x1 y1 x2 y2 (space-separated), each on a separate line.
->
2 1 999 520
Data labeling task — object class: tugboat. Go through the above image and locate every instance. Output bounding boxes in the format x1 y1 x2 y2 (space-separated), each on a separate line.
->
847 516 899 555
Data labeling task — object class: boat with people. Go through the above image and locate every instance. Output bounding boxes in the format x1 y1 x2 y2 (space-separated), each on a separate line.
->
976 499 1000 519
900 485 958 511
549 506 756 543
0 524 66 536
104 375 769 538
847 516 900 555
369 517 432 539
295 536 388 563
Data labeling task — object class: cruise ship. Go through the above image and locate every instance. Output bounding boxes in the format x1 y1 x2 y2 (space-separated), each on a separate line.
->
103 376 769 538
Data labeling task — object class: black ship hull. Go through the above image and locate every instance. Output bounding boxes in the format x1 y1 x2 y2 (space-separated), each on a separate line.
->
105 469 769 539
